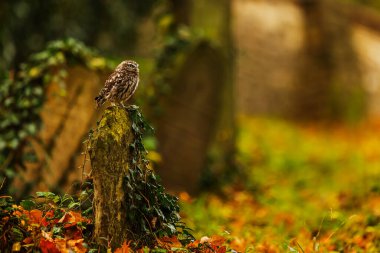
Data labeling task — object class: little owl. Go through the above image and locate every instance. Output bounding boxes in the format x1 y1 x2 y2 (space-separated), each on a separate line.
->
95 60 139 108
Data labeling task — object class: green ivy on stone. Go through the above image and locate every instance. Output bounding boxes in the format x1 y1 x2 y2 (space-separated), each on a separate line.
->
123 107 193 248
0 38 113 195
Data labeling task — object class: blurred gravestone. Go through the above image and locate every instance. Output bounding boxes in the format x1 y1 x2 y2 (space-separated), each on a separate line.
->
18 67 106 196
233 0 373 121
155 42 227 193
152 0 235 194
294 0 365 121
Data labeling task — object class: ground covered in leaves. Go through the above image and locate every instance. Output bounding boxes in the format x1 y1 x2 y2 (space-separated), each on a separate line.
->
180 116 380 252
2 116 380 252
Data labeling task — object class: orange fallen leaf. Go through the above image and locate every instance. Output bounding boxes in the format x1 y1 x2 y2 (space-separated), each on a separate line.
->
114 241 131 253
216 246 227 253
23 237 33 244
229 237 247 252
158 236 182 249
67 238 87 253
53 238 68 253
41 210 57 227
39 238 60 253
186 239 201 248
58 211 90 228
209 235 226 246
28 209 43 225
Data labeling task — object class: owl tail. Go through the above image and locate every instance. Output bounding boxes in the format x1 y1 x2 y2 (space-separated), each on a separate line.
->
95 95 105 108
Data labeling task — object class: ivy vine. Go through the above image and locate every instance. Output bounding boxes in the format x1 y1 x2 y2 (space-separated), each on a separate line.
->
142 7 195 117
120 106 194 248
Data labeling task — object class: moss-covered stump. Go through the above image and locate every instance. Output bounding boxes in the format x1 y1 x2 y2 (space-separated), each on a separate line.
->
89 106 133 248
89 106 182 249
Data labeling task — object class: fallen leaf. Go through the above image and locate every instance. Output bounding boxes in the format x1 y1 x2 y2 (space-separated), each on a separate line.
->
28 209 43 225
54 238 68 253
209 235 226 246
41 210 56 227
23 237 33 244
41 230 53 241
39 238 60 253
58 211 90 228
114 241 131 253
12 242 21 252
67 238 87 253
157 236 182 249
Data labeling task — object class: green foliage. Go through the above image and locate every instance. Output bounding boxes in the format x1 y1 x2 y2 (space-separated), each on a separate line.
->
142 7 194 117
0 38 112 195
124 107 194 248
0 0 157 69
0 196 28 249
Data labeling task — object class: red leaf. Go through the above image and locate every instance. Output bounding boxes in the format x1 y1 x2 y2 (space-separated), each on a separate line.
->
216 246 227 253
186 240 200 248
41 210 56 227
39 239 60 253
22 237 33 244
29 210 43 225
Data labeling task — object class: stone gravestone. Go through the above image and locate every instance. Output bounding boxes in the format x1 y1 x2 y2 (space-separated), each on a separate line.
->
19 67 106 196
155 42 229 193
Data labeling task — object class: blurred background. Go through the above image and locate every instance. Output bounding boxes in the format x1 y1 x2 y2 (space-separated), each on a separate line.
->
2 0 380 250
0 0 380 193
0 0 380 190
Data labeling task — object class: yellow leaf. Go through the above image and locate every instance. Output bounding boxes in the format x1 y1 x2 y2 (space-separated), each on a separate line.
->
29 67 41 78
12 242 21 252
89 57 106 69
147 151 162 163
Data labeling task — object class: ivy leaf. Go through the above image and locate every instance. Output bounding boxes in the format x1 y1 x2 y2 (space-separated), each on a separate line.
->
165 223 177 234
36 192 56 198
68 202 80 209
20 199 36 210
36 192 60 203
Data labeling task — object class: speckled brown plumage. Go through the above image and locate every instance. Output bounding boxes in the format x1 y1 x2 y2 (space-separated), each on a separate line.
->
95 60 139 107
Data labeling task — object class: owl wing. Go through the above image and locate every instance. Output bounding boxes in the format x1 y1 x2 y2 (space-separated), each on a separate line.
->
95 71 123 107
101 71 126 99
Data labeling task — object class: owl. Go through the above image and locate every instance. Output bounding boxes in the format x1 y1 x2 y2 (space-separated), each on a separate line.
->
95 60 139 108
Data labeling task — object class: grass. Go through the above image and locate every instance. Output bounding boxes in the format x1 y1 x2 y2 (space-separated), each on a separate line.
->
179 116 380 252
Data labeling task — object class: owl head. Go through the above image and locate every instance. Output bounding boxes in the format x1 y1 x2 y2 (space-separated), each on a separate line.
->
117 60 139 73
